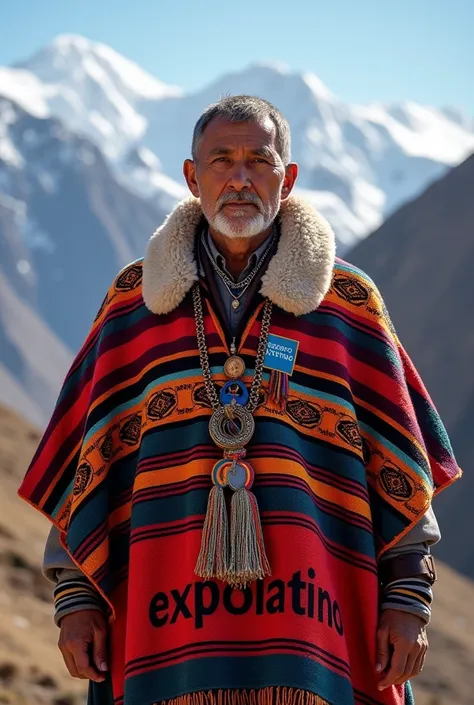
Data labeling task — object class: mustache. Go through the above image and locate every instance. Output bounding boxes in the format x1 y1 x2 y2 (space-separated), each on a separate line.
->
217 192 263 211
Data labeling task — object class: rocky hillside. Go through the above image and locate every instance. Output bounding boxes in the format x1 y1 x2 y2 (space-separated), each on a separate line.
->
0 402 473 705
349 153 474 579
0 403 87 705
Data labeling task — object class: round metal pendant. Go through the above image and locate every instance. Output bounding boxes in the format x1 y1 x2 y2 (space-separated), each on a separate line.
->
209 405 255 450
220 380 249 406
212 459 230 488
227 460 255 491
211 458 255 490
224 355 246 380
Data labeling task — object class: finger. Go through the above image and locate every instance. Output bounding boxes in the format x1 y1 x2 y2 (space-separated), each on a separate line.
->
375 624 391 673
92 623 109 674
59 644 83 679
394 647 420 684
72 643 105 683
378 642 409 690
411 644 427 679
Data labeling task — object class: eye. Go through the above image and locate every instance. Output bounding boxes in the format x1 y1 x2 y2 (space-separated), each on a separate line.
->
213 157 230 163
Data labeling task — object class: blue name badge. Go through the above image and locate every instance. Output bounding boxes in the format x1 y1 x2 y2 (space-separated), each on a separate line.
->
263 334 299 375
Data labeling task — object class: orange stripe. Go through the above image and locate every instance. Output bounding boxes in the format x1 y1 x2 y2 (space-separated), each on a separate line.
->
131 456 372 520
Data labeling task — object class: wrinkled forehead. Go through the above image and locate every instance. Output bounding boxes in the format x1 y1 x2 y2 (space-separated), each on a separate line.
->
197 116 279 156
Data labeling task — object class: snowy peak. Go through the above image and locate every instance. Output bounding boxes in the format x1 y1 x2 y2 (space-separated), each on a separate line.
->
7 34 182 159
2 33 474 251
201 62 336 113
17 34 182 102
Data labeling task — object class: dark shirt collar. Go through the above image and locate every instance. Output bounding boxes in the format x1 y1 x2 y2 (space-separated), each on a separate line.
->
205 227 272 284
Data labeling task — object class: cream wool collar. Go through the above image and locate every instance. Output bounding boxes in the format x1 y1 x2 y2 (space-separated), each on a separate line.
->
142 196 336 317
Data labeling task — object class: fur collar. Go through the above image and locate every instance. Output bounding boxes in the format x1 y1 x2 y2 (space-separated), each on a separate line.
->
142 195 336 316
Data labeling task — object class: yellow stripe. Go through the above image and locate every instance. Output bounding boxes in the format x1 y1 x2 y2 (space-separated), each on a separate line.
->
388 588 430 606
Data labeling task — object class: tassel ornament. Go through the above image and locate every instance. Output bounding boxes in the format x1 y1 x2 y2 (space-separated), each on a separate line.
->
195 455 271 587
195 481 229 580
228 485 271 589
269 370 289 409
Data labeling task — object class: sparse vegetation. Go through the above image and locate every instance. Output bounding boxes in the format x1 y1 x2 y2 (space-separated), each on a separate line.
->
0 402 473 705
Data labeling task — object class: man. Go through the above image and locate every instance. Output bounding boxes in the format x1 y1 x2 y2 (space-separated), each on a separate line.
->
19 96 460 705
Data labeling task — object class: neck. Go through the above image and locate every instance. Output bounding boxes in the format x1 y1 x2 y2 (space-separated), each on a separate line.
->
209 226 273 279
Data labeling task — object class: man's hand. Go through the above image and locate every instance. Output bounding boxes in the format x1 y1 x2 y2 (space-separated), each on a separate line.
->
58 609 109 683
376 609 428 690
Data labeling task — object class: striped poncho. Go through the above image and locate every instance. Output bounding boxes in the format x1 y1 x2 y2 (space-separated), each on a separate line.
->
19 197 460 705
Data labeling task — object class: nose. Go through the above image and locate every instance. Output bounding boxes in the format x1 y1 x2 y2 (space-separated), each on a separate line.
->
227 163 252 191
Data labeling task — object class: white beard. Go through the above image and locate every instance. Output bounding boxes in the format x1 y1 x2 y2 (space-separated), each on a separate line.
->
211 209 268 240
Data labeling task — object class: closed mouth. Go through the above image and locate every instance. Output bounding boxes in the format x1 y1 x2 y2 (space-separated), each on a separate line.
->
222 202 257 209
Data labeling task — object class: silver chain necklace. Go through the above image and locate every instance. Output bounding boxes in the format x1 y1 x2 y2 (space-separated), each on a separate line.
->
192 283 273 586
192 283 272 417
200 230 275 310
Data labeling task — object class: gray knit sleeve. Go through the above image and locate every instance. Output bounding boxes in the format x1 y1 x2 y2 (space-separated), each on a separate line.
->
379 506 440 624
43 525 104 625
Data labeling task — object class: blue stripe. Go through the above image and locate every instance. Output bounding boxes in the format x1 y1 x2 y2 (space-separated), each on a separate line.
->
311 310 402 372
134 417 369 490
135 417 369 489
335 261 377 288
83 365 222 443
60 301 148 401
131 484 375 559
359 421 432 485
67 489 108 552
124 653 354 705
51 480 75 520
285 379 357 414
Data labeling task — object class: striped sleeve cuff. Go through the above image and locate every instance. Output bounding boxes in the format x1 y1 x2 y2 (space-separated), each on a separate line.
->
381 577 433 625
53 576 105 626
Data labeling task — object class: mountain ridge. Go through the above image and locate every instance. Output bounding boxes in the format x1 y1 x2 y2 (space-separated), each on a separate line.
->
349 152 474 579
2 34 474 249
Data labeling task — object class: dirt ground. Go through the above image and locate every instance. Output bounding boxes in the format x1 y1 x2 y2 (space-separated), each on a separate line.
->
0 403 472 705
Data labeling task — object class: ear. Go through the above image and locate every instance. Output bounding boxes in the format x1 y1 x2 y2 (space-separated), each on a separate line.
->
183 159 200 198
281 163 298 200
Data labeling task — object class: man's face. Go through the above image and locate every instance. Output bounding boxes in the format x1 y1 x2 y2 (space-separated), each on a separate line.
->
184 117 297 239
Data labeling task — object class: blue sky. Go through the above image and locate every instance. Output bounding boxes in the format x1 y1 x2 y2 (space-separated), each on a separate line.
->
2 0 473 114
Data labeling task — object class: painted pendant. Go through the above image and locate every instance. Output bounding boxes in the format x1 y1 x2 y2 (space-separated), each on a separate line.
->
211 458 255 490
224 355 246 380
220 380 249 406
209 404 255 450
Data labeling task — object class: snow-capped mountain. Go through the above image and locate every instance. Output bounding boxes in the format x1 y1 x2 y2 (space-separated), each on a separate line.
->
0 35 187 207
1 34 474 422
5 34 182 157
0 95 171 354
3 37 473 247
142 63 474 245
0 267 72 427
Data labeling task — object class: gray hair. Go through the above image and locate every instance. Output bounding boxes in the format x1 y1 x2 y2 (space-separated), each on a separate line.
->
191 95 291 165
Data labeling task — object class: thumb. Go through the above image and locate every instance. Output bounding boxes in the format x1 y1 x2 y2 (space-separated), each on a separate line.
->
376 623 390 673
92 623 109 673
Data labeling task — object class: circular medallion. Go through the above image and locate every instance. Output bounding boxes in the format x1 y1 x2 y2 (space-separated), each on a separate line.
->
209 405 255 450
224 355 246 380
227 460 255 491
211 459 255 490
211 459 229 488
220 380 249 406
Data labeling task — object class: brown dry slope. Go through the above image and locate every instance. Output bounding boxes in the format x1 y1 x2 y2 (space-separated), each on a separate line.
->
0 403 87 705
0 402 473 705
349 153 474 580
